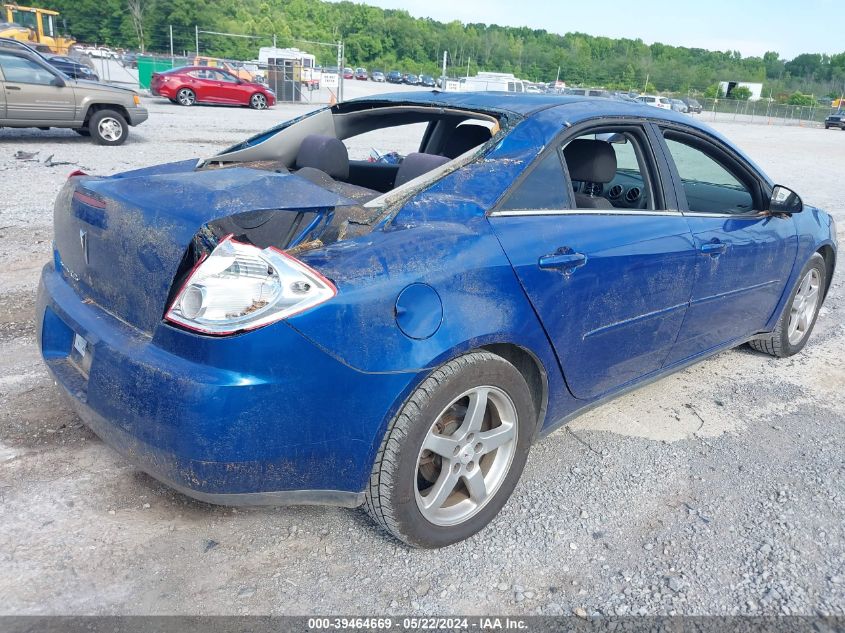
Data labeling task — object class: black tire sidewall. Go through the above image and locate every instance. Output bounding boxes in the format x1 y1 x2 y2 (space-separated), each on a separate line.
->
89 110 127 146
777 254 826 355
390 357 535 548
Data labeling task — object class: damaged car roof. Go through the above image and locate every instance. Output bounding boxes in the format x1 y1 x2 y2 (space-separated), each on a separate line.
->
343 91 591 115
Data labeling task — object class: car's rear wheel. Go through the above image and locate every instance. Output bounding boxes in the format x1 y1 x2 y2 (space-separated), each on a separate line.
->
249 93 268 109
88 109 128 145
176 88 196 106
749 253 826 357
365 351 534 548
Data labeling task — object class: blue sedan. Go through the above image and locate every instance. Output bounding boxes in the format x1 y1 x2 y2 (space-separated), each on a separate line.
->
37 93 837 547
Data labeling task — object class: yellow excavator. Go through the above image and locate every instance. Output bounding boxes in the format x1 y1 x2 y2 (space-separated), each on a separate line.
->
1 4 75 54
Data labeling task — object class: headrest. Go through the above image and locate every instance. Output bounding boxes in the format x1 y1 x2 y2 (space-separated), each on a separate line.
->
563 139 617 183
295 134 349 180
394 152 450 188
442 124 492 159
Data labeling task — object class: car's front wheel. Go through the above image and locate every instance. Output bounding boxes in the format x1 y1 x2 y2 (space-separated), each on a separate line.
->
176 88 196 106
749 253 826 357
89 109 128 145
365 351 534 548
249 93 268 109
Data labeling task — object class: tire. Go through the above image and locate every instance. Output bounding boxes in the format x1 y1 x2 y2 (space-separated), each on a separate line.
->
176 88 195 106
249 92 268 109
73 128 90 136
88 109 128 146
748 253 826 357
365 351 535 548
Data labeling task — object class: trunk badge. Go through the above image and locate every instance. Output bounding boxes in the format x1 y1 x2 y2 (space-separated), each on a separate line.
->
80 229 89 265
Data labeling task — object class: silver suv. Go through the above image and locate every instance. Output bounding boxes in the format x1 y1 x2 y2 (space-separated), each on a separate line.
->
0 45 148 145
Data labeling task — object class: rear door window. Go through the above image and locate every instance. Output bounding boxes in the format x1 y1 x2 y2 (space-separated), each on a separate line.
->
499 151 569 210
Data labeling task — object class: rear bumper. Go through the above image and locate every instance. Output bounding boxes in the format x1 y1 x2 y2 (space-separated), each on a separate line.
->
126 106 148 126
36 262 417 506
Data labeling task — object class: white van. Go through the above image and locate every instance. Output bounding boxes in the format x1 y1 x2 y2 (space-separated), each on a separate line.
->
459 72 525 93
636 94 672 110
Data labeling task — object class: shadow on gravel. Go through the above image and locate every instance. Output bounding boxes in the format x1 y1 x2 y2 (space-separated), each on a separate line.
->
0 130 149 145
0 380 93 449
128 468 367 527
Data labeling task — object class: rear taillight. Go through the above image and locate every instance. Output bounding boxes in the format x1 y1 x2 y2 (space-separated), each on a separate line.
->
165 235 336 335
72 190 106 208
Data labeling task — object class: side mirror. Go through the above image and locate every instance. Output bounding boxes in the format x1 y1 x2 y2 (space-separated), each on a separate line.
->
51 76 65 87
769 185 803 214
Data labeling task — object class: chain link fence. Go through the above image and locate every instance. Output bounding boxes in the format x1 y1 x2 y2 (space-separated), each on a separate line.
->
694 98 839 127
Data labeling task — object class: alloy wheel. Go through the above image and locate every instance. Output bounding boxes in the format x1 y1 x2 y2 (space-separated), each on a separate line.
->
97 117 123 142
251 94 267 109
178 89 195 106
787 268 821 345
415 386 517 526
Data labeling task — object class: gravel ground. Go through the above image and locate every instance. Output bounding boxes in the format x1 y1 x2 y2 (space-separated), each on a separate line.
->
0 89 843 616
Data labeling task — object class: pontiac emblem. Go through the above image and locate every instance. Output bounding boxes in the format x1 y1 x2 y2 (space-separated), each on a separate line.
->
79 229 89 265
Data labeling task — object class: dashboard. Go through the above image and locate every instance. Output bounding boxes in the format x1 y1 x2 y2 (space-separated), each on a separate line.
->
572 169 648 209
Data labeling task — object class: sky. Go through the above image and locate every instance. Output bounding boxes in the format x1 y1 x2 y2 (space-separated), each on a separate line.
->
332 0 840 60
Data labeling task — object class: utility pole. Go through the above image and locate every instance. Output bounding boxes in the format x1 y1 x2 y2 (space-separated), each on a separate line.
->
441 50 447 90
169 24 174 66
466 56 470 79
273 33 276 48
555 65 560 83
336 40 343 102
195 25 199 57
643 72 649 93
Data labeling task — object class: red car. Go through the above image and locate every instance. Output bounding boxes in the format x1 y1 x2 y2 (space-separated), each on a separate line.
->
151 66 276 110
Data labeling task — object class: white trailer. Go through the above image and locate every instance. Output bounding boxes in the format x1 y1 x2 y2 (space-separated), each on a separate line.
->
459 72 525 93
718 81 764 101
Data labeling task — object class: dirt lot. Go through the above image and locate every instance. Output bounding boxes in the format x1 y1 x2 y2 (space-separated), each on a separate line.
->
0 91 843 616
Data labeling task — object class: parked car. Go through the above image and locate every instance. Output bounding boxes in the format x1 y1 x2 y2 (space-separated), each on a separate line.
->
0 46 147 144
121 51 138 68
43 53 99 81
682 97 703 113
669 98 689 113
354 67 368 81
342 67 354 79
371 70 385 82
824 111 845 130
386 70 403 84
150 66 276 109
0 37 99 81
404 73 419 85
419 74 436 87
637 94 672 110
36 93 837 548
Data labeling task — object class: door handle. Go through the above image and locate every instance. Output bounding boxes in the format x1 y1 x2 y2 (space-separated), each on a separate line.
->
700 241 727 255
538 250 587 271
5 85 21 90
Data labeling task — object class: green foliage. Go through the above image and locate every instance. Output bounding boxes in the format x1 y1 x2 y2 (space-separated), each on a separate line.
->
730 86 752 100
25 0 845 95
703 83 724 99
786 91 816 106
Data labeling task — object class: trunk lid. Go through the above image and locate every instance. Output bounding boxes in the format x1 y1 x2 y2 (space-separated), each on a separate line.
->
54 165 354 334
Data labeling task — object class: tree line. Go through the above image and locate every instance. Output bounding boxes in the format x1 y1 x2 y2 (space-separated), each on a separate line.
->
33 0 845 100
